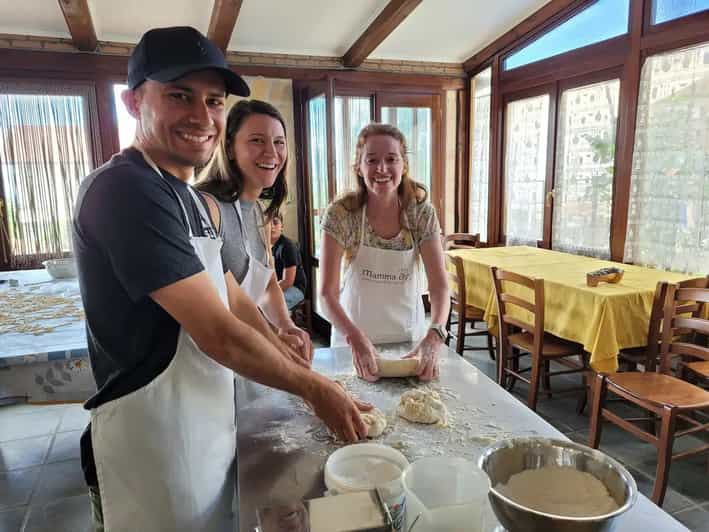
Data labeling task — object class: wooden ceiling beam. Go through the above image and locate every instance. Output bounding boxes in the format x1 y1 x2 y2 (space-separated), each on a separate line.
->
462 0 586 73
57 0 98 52
343 0 422 68
207 0 244 53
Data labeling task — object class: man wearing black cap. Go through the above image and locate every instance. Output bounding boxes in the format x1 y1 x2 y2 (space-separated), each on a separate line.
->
73 26 368 532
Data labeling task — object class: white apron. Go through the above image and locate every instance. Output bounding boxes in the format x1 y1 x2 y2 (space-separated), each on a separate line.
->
90 153 236 532
331 205 427 347
234 200 272 304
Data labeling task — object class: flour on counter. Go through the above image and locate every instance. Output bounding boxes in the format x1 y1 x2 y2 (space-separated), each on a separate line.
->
247 369 540 463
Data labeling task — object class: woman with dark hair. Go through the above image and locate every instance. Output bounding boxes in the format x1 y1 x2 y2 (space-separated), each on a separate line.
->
197 99 311 361
319 123 450 382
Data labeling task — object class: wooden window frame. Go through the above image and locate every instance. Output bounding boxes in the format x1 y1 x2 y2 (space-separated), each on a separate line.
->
0 79 104 270
500 0 632 74
463 0 709 261
293 77 449 334
376 92 445 222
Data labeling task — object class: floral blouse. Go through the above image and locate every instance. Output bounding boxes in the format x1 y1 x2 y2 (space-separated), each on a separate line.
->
320 198 441 264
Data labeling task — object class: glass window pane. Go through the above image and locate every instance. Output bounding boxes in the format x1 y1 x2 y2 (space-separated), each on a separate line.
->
504 0 630 71
625 41 709 273
552 79 620 259
334 96 371 195
504 95 549 246
381 106 432 192
113 84 136 150
469 68 492 239
653 0 709 24
307 95 328 258
0 92 94 266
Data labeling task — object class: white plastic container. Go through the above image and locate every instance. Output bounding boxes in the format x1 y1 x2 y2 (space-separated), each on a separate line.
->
324 443 409 531
402 456 489 532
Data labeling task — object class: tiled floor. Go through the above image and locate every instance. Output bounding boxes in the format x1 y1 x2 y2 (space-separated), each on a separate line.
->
0 402 91 532
1 334 707 531
460 334 709 532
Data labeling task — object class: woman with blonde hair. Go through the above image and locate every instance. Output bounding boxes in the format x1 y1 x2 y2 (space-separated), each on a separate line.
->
197 99 311 361
319 123 449 381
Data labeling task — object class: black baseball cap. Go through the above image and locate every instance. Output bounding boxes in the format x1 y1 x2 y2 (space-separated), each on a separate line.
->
128 26 250 96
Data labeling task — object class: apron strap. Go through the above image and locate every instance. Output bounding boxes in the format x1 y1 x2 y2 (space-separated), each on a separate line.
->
186 187 218 239
359 203 368 244
234 200 268 261
136 147 194 239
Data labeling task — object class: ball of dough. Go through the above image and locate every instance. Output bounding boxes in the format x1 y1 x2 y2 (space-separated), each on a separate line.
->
397 389 448 426
361 408 387 438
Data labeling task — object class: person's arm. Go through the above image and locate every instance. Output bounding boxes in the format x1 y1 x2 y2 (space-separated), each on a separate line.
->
83 172 358 434
151 271 366 441
404 233 451 381
260 273 313 362
276 239 300 291
278 266 297 291
224 270 309 368
420 236 450 327
319 232 379 381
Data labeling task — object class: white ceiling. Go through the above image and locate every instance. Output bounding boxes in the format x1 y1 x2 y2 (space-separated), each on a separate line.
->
230 0 389 56
371 0 550 62
0 0 550 63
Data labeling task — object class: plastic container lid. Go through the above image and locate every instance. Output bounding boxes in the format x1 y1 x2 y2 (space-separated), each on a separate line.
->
324 443 409 494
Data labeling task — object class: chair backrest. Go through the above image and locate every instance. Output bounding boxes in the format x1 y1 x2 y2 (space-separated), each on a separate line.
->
443 232 480 250
490 266 544 355
659 276 709 375
642 281 669 372
445 255 467 310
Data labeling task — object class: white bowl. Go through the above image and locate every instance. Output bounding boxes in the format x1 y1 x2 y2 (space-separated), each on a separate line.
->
324 443 409 494
42 258 77 279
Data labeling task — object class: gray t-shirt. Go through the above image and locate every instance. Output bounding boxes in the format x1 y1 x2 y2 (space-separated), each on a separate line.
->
212 196 269 283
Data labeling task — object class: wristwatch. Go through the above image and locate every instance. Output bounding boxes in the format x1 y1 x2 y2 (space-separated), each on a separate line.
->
429 323 448 341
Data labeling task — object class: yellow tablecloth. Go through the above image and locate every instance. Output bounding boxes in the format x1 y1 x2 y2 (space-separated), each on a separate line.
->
446 246 695 373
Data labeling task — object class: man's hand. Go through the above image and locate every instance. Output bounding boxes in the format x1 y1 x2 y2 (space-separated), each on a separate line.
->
278 326 313 364
282 343 311 369
306 376 370 442
334 380 373 414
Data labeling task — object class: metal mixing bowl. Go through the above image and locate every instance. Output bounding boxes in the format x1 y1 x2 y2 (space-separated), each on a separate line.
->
479 437 637 532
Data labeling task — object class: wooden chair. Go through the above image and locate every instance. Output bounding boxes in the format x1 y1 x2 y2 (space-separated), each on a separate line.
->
588 280 709 507
617 281 668 373
445 255 495 360
490 266 589 412
618 276 709 374
673 277 709 386
443 232 480 250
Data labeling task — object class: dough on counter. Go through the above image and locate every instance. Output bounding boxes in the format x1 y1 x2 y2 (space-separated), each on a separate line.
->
376 357 419 378
361 408 387 438
496 465 619 517
397 389 448 426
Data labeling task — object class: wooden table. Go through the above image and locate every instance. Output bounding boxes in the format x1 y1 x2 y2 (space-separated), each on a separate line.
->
234 343 688 531
446 246 696 372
